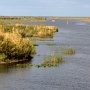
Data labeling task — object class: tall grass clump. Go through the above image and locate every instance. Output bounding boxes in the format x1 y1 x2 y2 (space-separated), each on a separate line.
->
14 24 58 38
62 48 75 55
35 55 64 68
43 55 64 64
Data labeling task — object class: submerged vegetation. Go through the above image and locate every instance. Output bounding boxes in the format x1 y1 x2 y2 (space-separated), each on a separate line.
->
16 63 33 68
15 55 64 68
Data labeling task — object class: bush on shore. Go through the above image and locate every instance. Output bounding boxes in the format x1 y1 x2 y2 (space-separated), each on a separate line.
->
0 22 35 61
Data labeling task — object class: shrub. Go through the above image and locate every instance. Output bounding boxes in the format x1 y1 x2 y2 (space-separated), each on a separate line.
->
0 53 7 62
0 28 35 60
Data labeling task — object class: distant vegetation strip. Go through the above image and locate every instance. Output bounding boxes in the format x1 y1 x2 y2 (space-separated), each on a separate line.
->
0 16 46 25
47 16 90 22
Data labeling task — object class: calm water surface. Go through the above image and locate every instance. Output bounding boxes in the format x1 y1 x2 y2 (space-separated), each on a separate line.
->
0 20 90 90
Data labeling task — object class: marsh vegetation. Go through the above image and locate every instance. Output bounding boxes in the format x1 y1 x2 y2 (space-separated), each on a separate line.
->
0 20 58 64
14 55 64 68
14 24 58 38
0 27 35 62
0 17 76 67
61 48 75 55
0 16 46 25
0 17 90 90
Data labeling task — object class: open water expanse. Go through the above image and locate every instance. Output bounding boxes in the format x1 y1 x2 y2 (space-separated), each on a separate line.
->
0 19 90 90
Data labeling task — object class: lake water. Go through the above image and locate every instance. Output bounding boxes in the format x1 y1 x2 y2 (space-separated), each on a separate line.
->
0 19 90 90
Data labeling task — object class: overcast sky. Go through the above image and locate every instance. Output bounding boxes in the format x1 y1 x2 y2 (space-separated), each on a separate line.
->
0 0 90 16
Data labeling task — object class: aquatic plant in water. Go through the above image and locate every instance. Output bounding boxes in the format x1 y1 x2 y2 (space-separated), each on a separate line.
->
35 55 64 68
61 48 75 55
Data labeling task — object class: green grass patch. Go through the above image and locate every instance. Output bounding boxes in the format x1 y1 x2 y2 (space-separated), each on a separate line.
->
0 53 7 61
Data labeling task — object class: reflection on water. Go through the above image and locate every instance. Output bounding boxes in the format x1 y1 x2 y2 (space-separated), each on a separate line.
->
0 60 32 73
0 65 9 73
